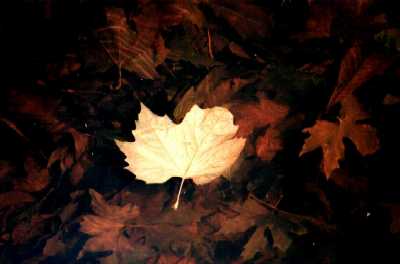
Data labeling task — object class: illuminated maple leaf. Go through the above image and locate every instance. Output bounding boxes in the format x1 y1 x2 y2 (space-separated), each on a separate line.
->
116 103 246 209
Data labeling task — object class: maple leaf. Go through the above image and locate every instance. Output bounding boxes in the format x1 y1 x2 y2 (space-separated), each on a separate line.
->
229 96 289 137
300 96 379 178
214 196 307 261
79 189 139 262
116 103 246 209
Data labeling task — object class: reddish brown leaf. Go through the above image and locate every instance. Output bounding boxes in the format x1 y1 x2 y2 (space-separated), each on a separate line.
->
14 156 49 192
157 254 196 264
12 214 53 245
383 94 400 105
0 160 15 182
383 204 400 234
304 3 334 39
97 8 169 80
208 0 271 39
174 67 253 121
228 42 251 59
337 42 363 87
255 127 283 161
79 190 139 260
328 54 393 108
229 96 289 137
301 96 379 178
0 191 34 209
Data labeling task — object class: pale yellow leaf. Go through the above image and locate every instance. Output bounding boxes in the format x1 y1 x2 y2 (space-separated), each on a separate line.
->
116 103 246 185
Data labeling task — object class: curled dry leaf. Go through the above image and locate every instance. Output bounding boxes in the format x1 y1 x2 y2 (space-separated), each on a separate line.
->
79 189 139 261
116 103 246 209
300 96 379 178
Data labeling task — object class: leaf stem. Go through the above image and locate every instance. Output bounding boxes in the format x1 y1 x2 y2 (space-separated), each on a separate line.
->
172 178 185 210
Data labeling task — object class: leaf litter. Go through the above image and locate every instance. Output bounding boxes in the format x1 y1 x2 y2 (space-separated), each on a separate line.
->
1 0 399 263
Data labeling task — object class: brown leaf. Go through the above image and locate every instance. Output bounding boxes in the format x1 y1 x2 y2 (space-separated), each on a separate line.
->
47 128 90 185
0 160 15 182
301 96 379 178
174 67 253 121
43 232 66 257
297 59 334 75
97 8 168 80
304 3 334 39
241 226 268 261
14 156 49 192
12 214 53 245
157 255 196 264
215 196 307 258
228 42 251 59
383 204 400 234
229 95 289 137
78 189 139 260
208 0 272 39
328 53 393 108
292 1 334 41
383 94 400 105
255 127 283 161
336 42 363 88
0 191 34 209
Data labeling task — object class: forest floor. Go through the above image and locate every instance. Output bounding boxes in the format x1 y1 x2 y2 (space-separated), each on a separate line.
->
1 0 400 263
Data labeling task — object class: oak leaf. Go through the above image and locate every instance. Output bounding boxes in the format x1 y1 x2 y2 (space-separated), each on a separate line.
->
78 189 139 262
300 96 379 178
116 103 245 209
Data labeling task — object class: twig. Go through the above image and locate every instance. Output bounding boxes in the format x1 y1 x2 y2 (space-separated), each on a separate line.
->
207 28 214 59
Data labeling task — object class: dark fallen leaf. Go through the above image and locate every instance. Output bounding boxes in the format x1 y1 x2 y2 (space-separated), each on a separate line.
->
0 191 34 210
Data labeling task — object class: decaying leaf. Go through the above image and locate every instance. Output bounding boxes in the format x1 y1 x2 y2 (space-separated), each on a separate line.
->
214 196 308 261
14 156 49 192
79 189 139 262
12 214 53 245
255 127 283 161
207 0 272 39
300 96 379 178
0 191 34 209
229 96 289 137
327 53 393 108
97 8 168 80
173 67 253 121
116 103 246 208
240 226 268 261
